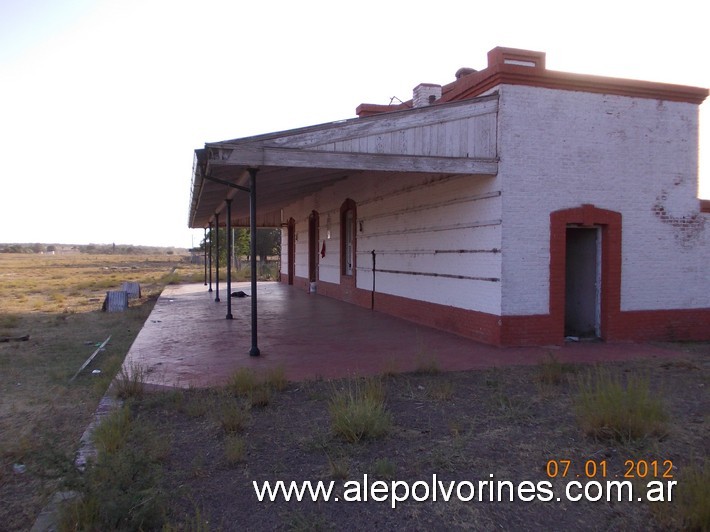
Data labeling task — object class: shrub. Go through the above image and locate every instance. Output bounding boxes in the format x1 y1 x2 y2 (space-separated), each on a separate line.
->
575 367 667 442
329 378 390 443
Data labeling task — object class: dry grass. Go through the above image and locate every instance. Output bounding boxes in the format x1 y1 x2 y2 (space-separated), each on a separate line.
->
0 251 199 531
224 435 247 466
575 366 668 442
329 377 391 443
55 349 709 530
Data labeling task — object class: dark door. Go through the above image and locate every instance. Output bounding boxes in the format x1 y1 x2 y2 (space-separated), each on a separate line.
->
565 227 600 337
287 218 295 285
308 211 319 283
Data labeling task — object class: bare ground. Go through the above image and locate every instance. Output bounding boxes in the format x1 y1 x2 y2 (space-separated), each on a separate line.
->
135 344 708 531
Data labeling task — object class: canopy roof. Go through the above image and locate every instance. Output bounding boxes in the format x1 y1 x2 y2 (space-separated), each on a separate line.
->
188 94 500 228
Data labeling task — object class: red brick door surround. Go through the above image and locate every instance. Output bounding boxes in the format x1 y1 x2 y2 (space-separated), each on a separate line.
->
549 204 622 343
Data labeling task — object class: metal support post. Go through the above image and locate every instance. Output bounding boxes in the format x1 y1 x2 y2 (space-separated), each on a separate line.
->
215 212 220 302
225 199 233 319
208 222 213 292
249 168 260 356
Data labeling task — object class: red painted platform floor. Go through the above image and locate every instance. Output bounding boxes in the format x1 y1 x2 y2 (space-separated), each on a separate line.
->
122 282 693 388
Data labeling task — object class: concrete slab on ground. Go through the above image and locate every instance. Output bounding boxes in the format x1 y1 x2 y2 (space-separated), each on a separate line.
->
123 282 690 387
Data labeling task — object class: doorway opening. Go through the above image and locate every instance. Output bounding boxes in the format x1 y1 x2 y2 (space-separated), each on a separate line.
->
308 211 319 283
565 226 601 338
287 218 295 285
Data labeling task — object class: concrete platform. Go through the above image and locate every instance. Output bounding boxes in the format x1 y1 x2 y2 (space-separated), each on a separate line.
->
123 282 691 387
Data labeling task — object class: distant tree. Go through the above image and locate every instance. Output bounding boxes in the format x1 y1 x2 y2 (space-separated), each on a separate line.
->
199 227 281 268
255 228 281 264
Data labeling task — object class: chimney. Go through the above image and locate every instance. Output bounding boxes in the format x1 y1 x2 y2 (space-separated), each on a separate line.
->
413 83 442 108
455 67 477 79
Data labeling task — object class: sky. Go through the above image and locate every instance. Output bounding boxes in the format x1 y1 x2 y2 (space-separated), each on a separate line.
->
1 0 708 248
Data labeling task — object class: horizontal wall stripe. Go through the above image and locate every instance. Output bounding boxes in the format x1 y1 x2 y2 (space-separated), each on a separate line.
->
363 190 501 223
356 248 501 255
360 219 501 239
371 268 500 282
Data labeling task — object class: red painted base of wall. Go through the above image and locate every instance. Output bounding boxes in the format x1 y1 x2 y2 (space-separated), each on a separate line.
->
283 276 710 346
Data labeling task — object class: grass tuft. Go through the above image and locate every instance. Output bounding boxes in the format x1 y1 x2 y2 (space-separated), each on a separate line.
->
326 452 350 480
652 460 710 530
218 400 250 433
537 352 575 385
64 407 166 531
575 367 667 442
227 368 259 397
264 366 288 391
113 362 145 400
673 461 710 530
224 434 247 466
249 385 272 408
413 351 440 375
91 406 132 454
427 379 454 401
329 377 391 443
372 458 396 479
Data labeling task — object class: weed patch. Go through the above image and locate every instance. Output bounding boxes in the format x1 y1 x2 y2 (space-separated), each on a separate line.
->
537 353 575 385
62 405 167 530
372 457 396 479
217 399 250 433
329 377 391 443
427 379 454 401
575 367 667 442
224 434 247 466
113 362 145 400
91 406 131 454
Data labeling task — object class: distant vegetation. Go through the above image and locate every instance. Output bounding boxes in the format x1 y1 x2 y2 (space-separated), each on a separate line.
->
0 243 187 255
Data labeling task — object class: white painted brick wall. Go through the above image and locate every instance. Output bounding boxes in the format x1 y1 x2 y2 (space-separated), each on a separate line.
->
281 170 504 314
499 84 709 315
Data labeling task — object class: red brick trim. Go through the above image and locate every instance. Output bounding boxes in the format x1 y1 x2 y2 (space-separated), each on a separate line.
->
610 308 710 342
313 279 502 344
700 199 710 213
549 204 622 344
357 47 708 117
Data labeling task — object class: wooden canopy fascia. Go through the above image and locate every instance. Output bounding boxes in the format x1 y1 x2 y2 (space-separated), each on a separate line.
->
188 94 500 229
207 145 498 175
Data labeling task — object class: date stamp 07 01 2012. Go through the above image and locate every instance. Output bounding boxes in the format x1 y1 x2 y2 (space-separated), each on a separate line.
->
546 459 673 480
